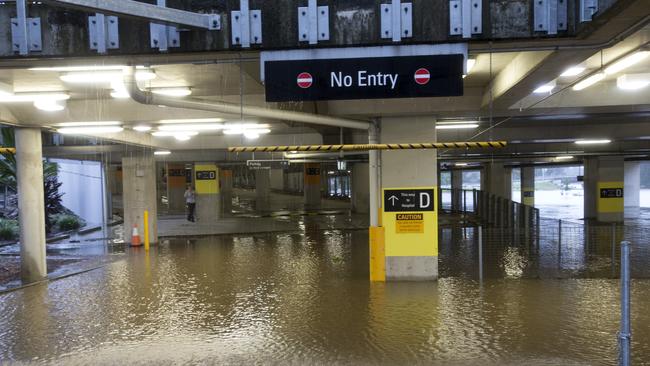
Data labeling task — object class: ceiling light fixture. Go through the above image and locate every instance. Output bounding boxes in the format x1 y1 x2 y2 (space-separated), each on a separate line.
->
151 131 199 137
150 87 192 97
133 125 152 132
555 156 574 160
616 73 650 90
436 123 479 130
0 93 70 103
60 69 156 83
29 65 148 72
561 66 586 77
57 126 124 135
175 135 192 142
604 51 650 75
575 139 611 145
158 124 223 132
154 150 172 156
34 99 65 112
158 118 224 124
57 121 122 127
455 163 469 166
572 73 605 91
534 81 556 94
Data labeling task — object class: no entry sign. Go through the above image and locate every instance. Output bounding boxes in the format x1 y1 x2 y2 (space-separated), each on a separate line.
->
264 54 464 102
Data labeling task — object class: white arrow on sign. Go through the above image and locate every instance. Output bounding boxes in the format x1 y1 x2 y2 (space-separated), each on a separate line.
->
388 195 399 205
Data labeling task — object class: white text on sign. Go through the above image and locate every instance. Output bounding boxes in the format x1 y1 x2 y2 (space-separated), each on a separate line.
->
331 71 398 89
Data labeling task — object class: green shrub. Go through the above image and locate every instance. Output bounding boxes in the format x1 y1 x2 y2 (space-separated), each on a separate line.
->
0 219 18 241
54 214 83 232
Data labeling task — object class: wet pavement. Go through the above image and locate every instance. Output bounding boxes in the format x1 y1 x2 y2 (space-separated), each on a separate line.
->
1 220 650 364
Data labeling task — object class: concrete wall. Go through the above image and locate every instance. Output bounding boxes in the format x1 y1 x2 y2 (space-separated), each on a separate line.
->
270 169 284 191
351 163 370 214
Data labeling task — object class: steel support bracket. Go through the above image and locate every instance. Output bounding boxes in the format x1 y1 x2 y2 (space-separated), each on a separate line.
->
11 0 41 55
149 1 180 52
89 14 119 53
231 0 262 48
534 0 568 35
380 0 412 42
449 0 482 38
580 0 598 22
298 0 329 44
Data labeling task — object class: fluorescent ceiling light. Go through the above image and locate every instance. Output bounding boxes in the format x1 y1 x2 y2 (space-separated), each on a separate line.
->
555 156 574 160
455 163 469 166
150 87 192 97
158 124 223 132
561 66 586 77
243 129 271 139
575 139 611 145
58 126 124 134
110 81 130 99
34 99 65 112
223 123 270 129
616 73 650 90
436 123 479 130
158 118 223 124
534 81 556 94
0 93 70 103
154 150 172 156
175 135 192 141
151 131 199 137
57 121 122 127
29 65 148 72
604 51 650 75
133 125 152 132
60 69 156 83
572 73 605 91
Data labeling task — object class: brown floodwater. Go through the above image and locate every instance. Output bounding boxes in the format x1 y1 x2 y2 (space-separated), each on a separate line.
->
1 227 649 365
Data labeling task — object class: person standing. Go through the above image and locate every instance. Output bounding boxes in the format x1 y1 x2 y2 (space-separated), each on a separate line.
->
184 185 196 222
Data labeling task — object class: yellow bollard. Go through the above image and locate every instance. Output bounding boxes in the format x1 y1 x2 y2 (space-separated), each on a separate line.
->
144 210 150 252
369 226 386 282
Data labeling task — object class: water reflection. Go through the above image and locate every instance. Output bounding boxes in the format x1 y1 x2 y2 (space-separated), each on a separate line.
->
1 230 649 364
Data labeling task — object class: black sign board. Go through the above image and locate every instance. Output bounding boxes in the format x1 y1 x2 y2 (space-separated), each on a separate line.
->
196 171 216 180
306 167 321 176
523 191 534 198
577 175 584 182
384 189 435 212
600 188 623 198
265 54 464 102
247 160 290 170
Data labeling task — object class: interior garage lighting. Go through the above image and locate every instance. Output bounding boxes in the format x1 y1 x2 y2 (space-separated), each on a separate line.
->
572 73 605 91
151 131 199 137
555 156 574 160
150 87 192 97
30 65 148 72
534 81 556 94
34 99 65 112
154 150 172 156
224 128 271 137
575 139 611 145
436 123 479 130
60 69 156 83
158 124 223 132
57 126 124 134
455 163 469 166
0 92 70 103
616 74 650 90
604 51 650 75
133 125 152 132
57 121 122 127
175 135 192 142
159 118 223 124
561 66 586 77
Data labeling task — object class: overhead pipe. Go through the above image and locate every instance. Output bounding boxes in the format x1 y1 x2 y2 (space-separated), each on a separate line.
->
123 66 370 131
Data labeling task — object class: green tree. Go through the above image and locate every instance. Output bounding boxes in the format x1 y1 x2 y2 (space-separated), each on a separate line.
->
0 128 64 232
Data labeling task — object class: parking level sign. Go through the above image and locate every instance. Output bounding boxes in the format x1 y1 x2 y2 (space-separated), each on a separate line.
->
384 189 435 212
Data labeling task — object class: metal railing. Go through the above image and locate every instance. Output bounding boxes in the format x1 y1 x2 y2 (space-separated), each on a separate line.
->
439 188 540 229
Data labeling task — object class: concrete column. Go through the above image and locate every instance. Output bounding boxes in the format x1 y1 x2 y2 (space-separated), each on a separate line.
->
195 163 220 222
381 117 437 281
269 168 284 191
624 161 641 218
351 162 370 213
482 162 510 198
584 156 624 222
255 169 271 211
521 166 535 206
16 128 47 282
304 163 322 210
166 163 187 213
122 154 158 244
220 168 233 216
102 163 113 223
451 169 462 211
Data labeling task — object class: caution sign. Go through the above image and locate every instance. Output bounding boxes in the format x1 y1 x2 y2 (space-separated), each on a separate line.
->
382 187 438 257
396 213 424 234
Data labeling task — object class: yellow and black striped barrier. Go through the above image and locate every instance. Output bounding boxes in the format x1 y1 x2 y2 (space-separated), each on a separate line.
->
228 141 507 153
0 148 16 154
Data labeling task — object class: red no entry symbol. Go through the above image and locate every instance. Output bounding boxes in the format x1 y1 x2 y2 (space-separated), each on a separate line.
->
297 72 313 89
414 68 431 85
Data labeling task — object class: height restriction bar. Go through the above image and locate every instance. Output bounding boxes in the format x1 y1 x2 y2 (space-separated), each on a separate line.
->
228 141 507 153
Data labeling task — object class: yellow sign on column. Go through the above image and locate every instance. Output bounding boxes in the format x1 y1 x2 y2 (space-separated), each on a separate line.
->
382 187 438 257
597 181 624 213
195 164 219 194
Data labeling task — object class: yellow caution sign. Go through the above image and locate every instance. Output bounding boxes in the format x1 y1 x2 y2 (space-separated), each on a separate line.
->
598 182 624 213
195 164 219 194
382 187 438 257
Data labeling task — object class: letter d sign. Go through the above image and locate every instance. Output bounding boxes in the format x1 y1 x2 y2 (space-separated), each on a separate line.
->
420 192 430 209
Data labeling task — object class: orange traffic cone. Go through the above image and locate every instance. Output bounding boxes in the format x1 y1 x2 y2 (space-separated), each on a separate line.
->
130 224 142 247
